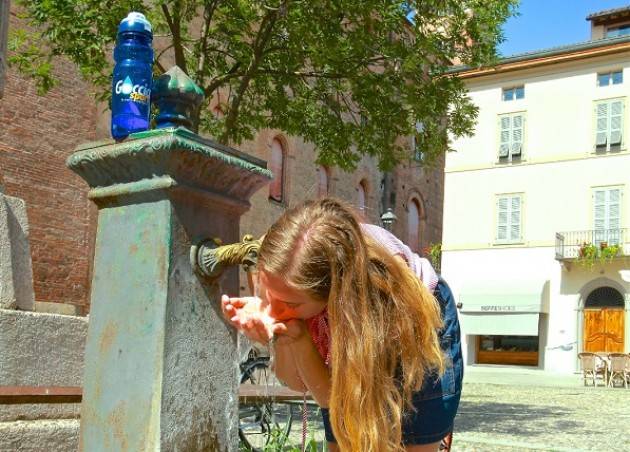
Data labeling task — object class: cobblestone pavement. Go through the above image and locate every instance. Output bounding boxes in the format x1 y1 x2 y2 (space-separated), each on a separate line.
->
455 382 630 452
241 374 630 451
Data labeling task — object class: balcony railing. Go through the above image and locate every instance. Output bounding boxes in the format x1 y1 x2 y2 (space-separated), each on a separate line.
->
555 228 629 260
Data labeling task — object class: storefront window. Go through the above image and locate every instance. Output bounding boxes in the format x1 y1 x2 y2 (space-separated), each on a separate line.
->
479 335 539 352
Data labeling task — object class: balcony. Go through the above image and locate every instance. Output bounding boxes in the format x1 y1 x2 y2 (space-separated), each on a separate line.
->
555 229 630 261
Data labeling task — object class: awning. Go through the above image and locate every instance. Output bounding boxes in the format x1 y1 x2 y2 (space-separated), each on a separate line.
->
459 312 540 336
458 280 547 313
457 280 547 336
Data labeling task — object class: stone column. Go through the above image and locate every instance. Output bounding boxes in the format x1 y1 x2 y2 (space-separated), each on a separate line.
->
68 72 270 449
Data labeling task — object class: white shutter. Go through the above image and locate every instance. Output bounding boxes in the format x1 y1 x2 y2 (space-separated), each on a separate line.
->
596 102 609 147
608 189 621 244
499 116 511 157
609 100 623 145
510 196 522 241
512 115 523 156
593 189 606 244
497 197 508 240
593 188 622 245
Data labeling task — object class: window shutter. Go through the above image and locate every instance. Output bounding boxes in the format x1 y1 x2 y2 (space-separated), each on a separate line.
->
608 189 621 241
511 115 523 156
609 100 623 145
510 196 521 241
596 102 609 147
499 116 511 157
497 197 508 240
593 189 606 244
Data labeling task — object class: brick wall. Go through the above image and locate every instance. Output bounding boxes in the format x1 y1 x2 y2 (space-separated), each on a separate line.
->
1 5 445 308
0 10 97 312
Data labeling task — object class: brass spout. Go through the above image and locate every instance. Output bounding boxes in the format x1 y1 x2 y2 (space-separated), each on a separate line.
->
191 234 262 280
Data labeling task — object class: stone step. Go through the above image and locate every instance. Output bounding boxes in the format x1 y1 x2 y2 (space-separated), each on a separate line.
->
0 419 79 451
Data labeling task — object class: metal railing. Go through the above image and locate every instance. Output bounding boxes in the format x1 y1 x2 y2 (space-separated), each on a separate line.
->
555 228 629 260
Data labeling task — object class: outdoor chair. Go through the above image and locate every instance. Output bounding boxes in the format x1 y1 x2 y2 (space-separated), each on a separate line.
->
607 353 629 389
577 352 607 387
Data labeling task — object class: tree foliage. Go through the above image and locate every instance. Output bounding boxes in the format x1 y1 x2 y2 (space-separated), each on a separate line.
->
9 0 517 169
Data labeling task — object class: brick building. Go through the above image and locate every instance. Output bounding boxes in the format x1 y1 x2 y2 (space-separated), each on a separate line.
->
0 4 444 312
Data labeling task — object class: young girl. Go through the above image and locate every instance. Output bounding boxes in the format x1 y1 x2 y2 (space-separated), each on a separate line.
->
222 198 463 452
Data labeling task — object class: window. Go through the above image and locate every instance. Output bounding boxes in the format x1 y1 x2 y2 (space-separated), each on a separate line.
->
606 24 630 38
597 70 623 87
357 180 368 214
268 138 285 202
318 166 330 197
594 99 624 152
407 199 421 252
479 336 538 353
593 187 622 246
496 194 522 243
411 121 424 162
498 113 524 161
502 86 524 101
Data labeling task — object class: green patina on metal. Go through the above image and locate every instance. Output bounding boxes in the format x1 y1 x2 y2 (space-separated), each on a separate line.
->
70 113 271 450
152 66 205 132
69 126 271 186
80 200 171 452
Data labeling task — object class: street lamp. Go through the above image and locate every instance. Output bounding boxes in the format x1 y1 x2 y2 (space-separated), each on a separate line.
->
380 208 397 232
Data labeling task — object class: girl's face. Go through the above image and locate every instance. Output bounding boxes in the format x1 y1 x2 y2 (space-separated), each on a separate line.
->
259 270 327 321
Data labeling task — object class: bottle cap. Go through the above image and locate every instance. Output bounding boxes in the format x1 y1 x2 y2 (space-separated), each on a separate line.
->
118 12 152 37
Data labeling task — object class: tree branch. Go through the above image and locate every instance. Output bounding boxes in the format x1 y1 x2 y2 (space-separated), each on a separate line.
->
161 3 188 74
197 0 220 81
220 2 286 142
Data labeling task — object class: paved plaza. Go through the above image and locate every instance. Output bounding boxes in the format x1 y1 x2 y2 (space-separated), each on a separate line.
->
266 366 630 451
455 366 630 451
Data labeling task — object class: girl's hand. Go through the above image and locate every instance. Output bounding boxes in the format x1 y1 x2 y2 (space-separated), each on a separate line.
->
221 295 274 344
271 319 308 346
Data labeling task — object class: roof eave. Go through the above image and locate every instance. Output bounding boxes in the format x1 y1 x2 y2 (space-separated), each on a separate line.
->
451 39 630 80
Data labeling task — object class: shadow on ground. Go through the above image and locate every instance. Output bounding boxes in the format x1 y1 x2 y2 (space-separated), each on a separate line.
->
455 400 582 437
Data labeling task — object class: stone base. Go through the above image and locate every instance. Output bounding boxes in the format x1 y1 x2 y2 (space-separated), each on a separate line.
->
0 419 79 451
0 193 35 311
0 309 87 386
34 301 81 316
0 403 81 423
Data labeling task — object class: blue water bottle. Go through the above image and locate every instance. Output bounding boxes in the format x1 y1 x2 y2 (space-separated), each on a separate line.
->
111 12 153 140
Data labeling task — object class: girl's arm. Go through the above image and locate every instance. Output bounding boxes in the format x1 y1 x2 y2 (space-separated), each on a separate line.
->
270 341 306 391
289 332 332 408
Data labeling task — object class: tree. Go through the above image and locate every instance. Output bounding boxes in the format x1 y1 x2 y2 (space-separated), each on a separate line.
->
8 0 517 170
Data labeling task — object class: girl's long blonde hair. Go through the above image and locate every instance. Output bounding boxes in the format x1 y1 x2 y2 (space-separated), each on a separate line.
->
259 198 444 452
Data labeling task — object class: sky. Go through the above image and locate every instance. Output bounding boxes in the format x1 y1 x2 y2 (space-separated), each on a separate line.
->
499 0 630 56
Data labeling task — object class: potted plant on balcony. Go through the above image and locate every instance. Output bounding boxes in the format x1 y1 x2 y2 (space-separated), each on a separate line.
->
600 243 620 263
577 242 599 268
424 243 442 273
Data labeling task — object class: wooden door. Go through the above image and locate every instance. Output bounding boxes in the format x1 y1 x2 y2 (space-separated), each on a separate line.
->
584 308 625 353
584 310 605 352
605 309 624 352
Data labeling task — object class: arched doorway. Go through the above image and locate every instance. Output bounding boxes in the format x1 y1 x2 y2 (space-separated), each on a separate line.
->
583 286 625 353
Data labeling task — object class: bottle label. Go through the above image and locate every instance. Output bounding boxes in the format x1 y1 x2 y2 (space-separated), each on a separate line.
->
114 76 151 104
